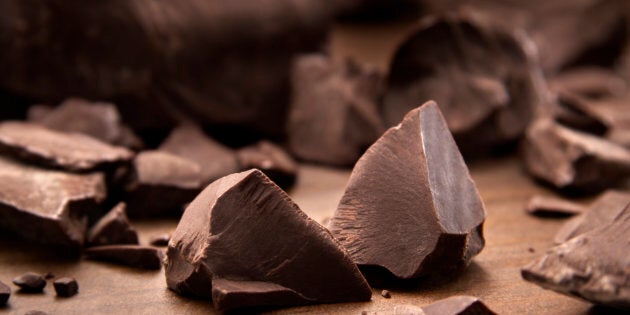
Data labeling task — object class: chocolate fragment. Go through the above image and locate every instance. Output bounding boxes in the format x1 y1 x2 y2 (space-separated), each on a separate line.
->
383 14 544 156
149 234 170 247
0 121 134 172
0 156 105 247
330 101 486 279
12 272 46 293
0 281 10 306
288 54 385 166
522 203 630 310
84 245 163 270
555 190 630 244
236 141 298 189
159 124 239 185
522 118 630 192
422 296 497 315
381 290 391 299
124 150 202 218
165 169 371 310
525 195 586 217
53 277 78 297
87 202 138 246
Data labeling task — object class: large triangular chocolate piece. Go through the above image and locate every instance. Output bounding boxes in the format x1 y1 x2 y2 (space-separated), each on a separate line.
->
165 169 371 311
330 101 486 279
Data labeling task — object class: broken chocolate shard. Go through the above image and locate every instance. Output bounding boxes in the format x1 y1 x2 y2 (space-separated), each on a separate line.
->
123 150 203 218
522 118 630 192
165 169 371 310
0 156 105 247
522 203 630 310
87 202 138 246
0 281 10 306
159 124 239 186
555 190 630 244
329 101 486 279
13 272 46 293
53 277 78 297
288 54 385 166
422 296 497 315
236 141 298 189
84 245 164 270
525 195 586 217
149 234 170 247
0 121 134 172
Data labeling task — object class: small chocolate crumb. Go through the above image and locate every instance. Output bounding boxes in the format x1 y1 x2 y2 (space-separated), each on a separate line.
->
53 277 78 297
12 272 46 293
43 272 55 280
0 281 10 305
149 234 170 247
381 290 391 299
528 247 535 253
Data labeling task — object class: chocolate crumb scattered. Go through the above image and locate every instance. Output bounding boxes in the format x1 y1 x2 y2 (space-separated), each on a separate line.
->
53 277 79 297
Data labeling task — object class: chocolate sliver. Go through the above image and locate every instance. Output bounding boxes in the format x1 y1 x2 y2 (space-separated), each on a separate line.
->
211 279 311 311
84 245 163 270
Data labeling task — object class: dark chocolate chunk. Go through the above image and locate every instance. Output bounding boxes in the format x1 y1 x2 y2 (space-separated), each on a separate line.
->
159 124 239 185
12 272 46 293
381 290 391 299
0 121 134 172
329 101 486 279
149 234 170 247
383 13 544 156
236 141 298 189
522 203 630 310
123 150 203 218
87 202 138 246
548 67 627 99
288 54 385 166
0 156 105 247
84 245 163 270
53 277 78 297
555 190 630 244
422 296 497 315
165 169 371 310
525 195 586 217
0 281 10 306
522 118 630 192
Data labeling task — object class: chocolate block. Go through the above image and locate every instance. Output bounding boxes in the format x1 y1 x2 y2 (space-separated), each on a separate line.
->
522 203 630 310
525 195 586 217
0 156 105 247
159 124 239 185
549 67 627 98
329 101 486 279
165 169 371 310
422 296 497 315
84 245 163 270
236 141 298 189
383 13 544 156
53 277 78 297
124 151 202 218
149 234 170 247
0 121 134 172
13 272 46 293
0 281 10 305
288 54 385 166
555 190 630 244
522 118 630 192
87 202 138 246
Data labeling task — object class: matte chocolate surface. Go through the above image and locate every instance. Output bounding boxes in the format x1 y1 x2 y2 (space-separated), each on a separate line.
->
84 245 164 270
421 295 497 315
53 277 79 297
0 156 106 247
525 195 586 217
87 202 138 246
288 54 384 166
330 101 486 279
0 121 134 172
0 280 10 306
522 203 630 310
236 140 298 189
165 169 371 310
13 272 46 293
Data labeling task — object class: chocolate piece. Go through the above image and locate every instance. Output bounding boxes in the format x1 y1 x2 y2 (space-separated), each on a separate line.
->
159 124 239 185
236 141 298 189
522 118 630 192
149 234 170 247
87 202 138 246
0 121 134 172
422 296 497 315
53 277 78 297
0 281 10 306
124 150 202 218
548 67 627 98
12 272 46 293
288 54 385 166
383 14 544 156
555 190 630 244
0 156 105 247
381 290 391 299
84 245 163 270
522 203 630 310
329 101 486 279
165 169 371 310
525 195 586 217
